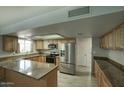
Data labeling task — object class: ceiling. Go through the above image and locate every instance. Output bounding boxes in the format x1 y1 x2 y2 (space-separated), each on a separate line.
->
10 11 124 38
0 6 65 27
0 6 123 39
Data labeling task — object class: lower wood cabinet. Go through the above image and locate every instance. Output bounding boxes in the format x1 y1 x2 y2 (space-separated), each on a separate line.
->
24 55 46 63
100 73 112 87
94 62 112 87
56 57 60 66
0 67 5 80
24 55 60 65
38 56 46 62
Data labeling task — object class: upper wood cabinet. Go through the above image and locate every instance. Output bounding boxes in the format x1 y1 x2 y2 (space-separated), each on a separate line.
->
100 23 124 50
120 24 124 49
3 35 18 52
35 40 44 49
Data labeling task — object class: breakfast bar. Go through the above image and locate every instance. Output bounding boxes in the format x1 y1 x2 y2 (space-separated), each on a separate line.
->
0 60 58 87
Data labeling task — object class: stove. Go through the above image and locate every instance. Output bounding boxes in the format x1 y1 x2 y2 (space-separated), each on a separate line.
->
46 54 59 64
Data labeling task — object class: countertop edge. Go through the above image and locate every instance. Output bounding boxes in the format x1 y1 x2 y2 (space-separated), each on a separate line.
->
0 52 38 58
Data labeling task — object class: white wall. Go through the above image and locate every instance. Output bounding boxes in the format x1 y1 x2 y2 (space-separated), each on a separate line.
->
108 50 124 65
76 37 92 67
92 37 108 57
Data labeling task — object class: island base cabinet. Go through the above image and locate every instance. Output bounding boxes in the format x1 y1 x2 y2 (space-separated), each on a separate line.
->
0 67 5 80
4 68 57 87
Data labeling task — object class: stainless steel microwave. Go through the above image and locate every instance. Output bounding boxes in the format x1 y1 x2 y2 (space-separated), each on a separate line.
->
48 44 58 49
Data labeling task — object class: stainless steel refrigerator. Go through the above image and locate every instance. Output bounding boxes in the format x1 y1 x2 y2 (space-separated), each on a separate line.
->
59 43 76 75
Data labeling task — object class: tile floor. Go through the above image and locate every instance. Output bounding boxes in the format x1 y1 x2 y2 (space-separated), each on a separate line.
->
58 66 98 87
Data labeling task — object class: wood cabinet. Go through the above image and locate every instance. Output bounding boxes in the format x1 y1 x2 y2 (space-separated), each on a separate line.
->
100 72 112 87
35 40 44 49
31 56 38 61
0 67 5 80
94 62 112 87
94 62 102 86
120 24 124 49
0 57 14 62
4 66 57 87
39 56 46 62
56 56 60 66
23 55 60 65
24 55 46 63
100 23 124 50
3 35 18 52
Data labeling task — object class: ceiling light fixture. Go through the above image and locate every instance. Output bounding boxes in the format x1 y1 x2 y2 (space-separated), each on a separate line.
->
32 34 64 40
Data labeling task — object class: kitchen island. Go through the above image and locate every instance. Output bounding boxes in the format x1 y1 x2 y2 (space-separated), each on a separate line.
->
0 60 58 87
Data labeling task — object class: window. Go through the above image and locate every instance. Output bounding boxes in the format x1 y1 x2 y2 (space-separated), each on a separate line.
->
18 39 32 53
19 60 31 71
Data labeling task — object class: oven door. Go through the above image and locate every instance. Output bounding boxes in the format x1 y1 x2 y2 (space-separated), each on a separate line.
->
46 57 56 64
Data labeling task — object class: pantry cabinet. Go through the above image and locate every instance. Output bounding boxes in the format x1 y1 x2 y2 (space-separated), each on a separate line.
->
3 35 18 52
100 23 124 50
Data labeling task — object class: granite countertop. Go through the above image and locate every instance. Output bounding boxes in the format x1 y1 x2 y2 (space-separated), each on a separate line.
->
0 60 58 80
0 52 52 59
0 52 38 58
94 58 124 87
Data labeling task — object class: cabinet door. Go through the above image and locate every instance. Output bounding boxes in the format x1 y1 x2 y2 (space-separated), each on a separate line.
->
38 56 43 62
95 62 112 87
56 57 60 65
3 36 18 52
32 57 38 62
0 67 5 80
120 25 124 49
3 36 13 52
100 37 104 48
100 37 105 49
35 40 44 49
94 63 99 79
101 73 112 87
95 63 102 86
108 33 113 49
100 22 124 50
115 27 122 49
112 31 116 50
13 37 18 52
43 56 46 62
105 35 109 49
39 56 46 62
42 56 46 62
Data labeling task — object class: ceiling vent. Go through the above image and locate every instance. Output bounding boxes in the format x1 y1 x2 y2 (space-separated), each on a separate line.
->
68 6 90 17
